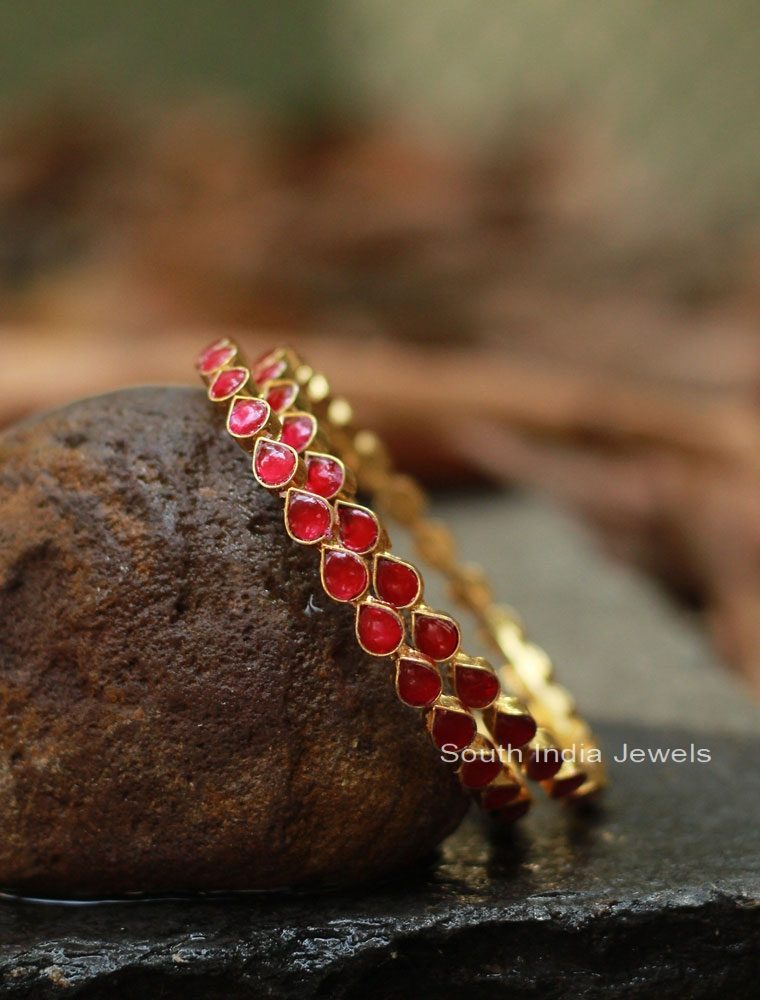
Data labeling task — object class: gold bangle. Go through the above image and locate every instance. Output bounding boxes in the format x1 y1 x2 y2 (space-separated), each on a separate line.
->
290 354 606 801
196 338 605 825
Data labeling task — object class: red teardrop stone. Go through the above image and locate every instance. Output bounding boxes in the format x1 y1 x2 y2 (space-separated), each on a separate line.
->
492 711 537 750
548 771 587 799
265 381 298 414
454 664 499 709
356 602 404 656
228 397 269 437
322 549 368 602
525 746 563 782
306 455 345 499
429 705 476 751
285 490 332 543
196 338 236 375
252 348 287 384
494 796 531 825
460 755 501 790
209 367 249 401
395 656 441 708
480 782 521 811
281 413 316 452
375 556 420 608
254 439 298 488
337 504 379 554
414 613 460 661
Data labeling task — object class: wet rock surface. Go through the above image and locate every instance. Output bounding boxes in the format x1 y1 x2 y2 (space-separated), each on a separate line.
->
0 717 758 999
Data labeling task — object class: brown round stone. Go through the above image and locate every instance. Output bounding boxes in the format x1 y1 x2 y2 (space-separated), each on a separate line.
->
0 387 467 897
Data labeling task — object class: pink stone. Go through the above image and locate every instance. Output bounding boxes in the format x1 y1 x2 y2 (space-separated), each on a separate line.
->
196 338 236 375
374 556 420 608
492 710 537 750
525 745 563 782
253 439 298 489
284 490 332 544
280 413 316 452
428 703 476 752
413 612 460 662
209 367 249 401
265 381 299 414
252 349 287 384
306 454 345 499
337 503 379 554
459 749 502 789
321 548 369 602
395 655 441 708
227 397 270 438
356 602 404 656
453 663 499 710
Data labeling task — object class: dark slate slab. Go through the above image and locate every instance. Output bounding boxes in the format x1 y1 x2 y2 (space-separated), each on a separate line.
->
1 498 758 999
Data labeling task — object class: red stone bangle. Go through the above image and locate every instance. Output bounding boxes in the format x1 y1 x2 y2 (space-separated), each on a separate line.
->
263 344 605 803
195 338 599 821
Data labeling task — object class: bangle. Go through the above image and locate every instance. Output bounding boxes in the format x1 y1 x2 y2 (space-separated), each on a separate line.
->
286 351 606 802
196 338 605 824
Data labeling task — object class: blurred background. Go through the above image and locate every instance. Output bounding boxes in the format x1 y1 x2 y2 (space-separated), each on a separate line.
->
2 1 760 691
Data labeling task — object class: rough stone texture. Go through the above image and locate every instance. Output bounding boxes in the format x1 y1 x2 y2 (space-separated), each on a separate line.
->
0 387 467 896
0 410 758 998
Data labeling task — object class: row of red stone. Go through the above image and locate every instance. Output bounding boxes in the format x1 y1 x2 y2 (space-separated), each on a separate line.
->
196 339 561 820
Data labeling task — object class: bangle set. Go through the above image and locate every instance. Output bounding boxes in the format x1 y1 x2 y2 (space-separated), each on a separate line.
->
195 337 605 825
